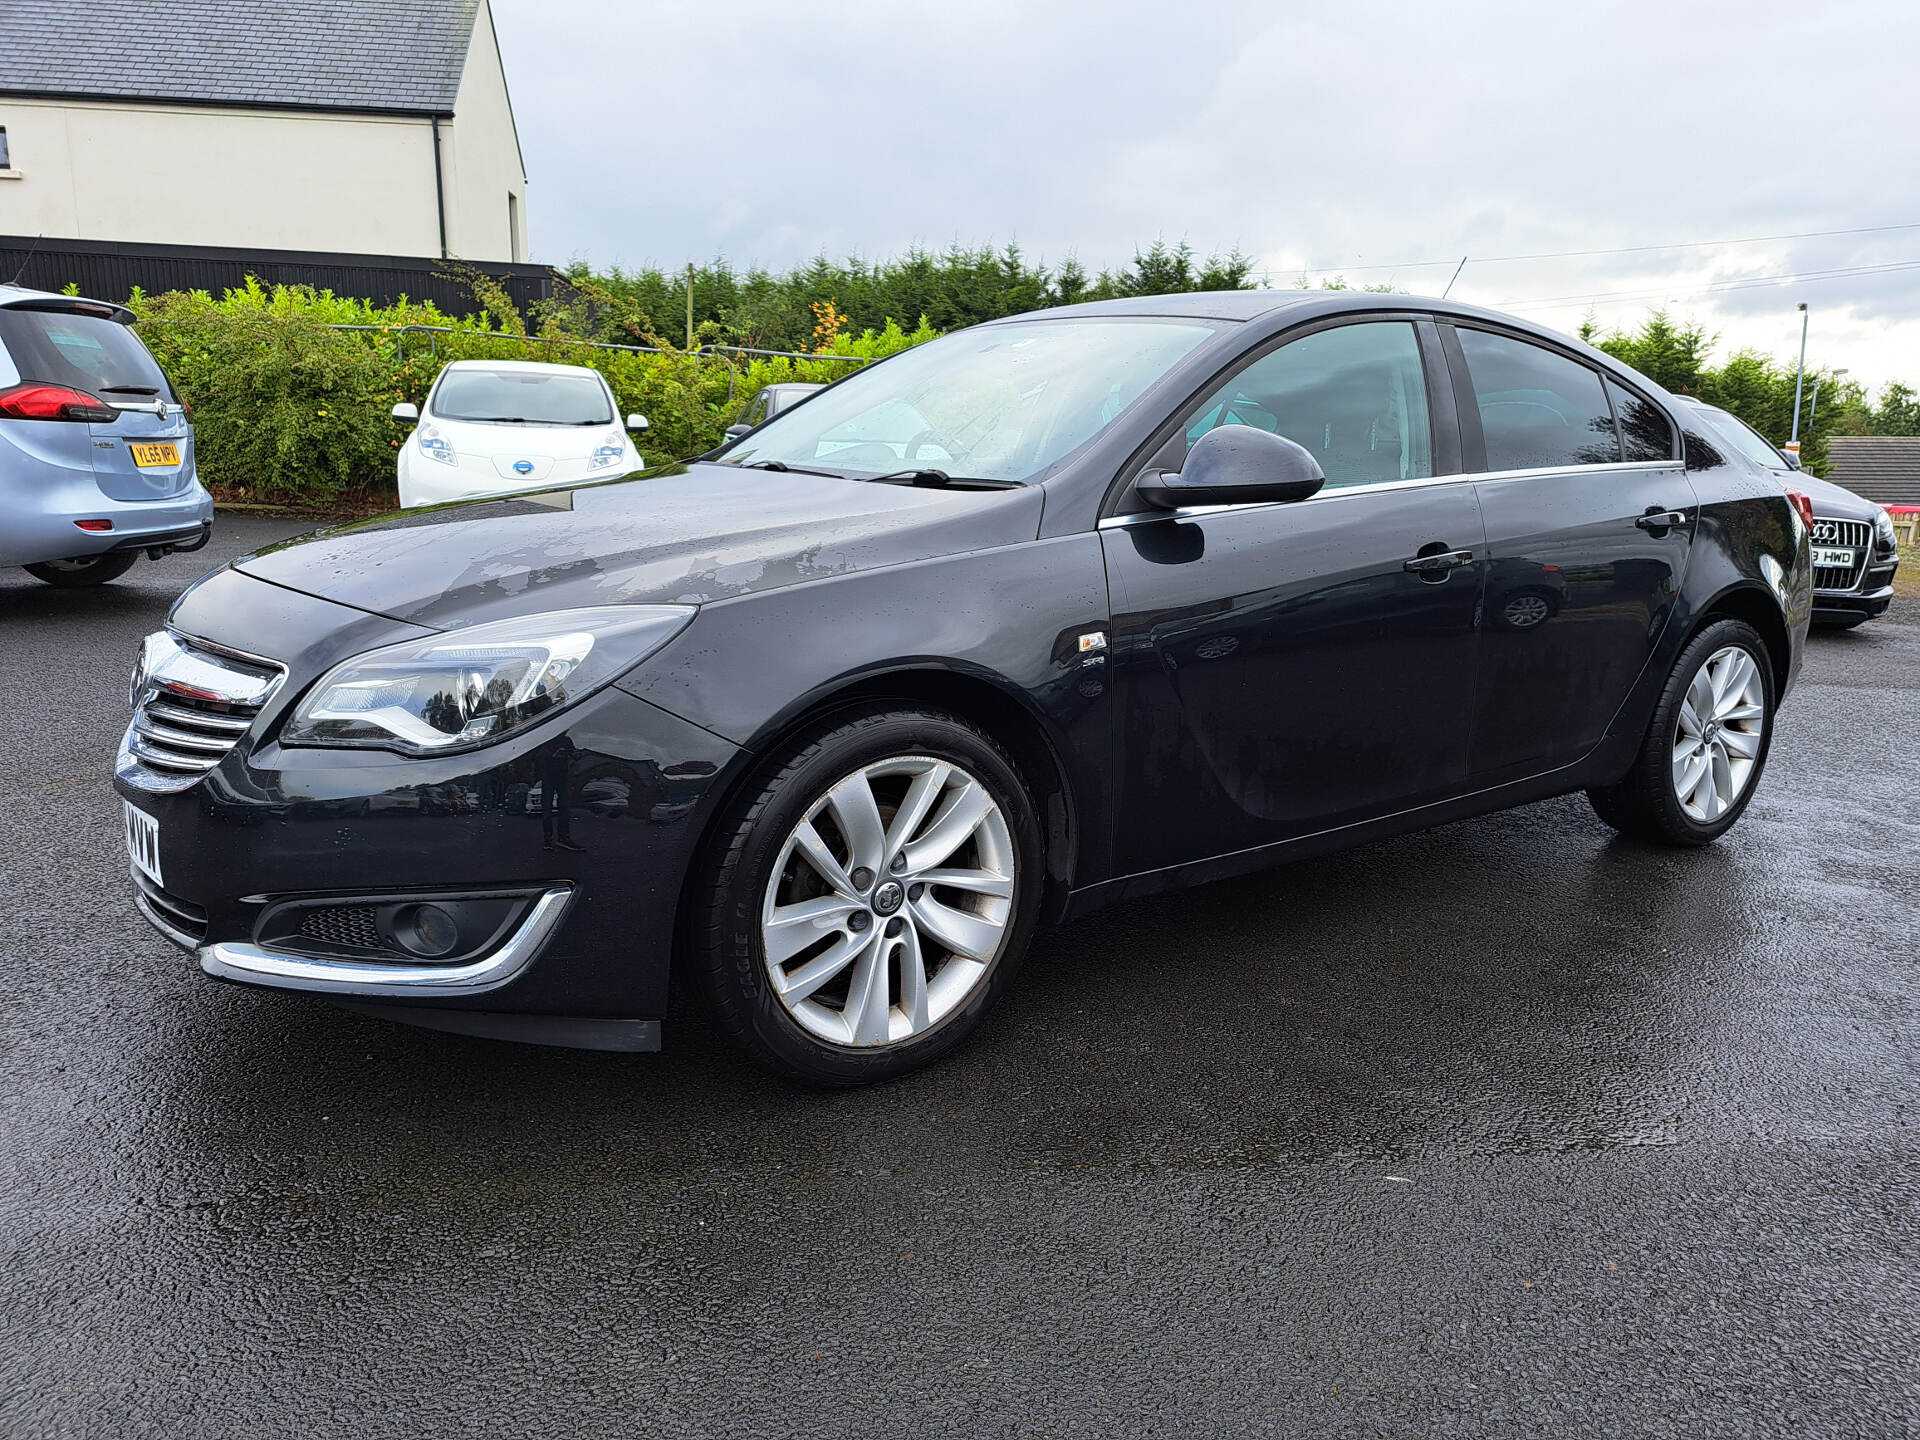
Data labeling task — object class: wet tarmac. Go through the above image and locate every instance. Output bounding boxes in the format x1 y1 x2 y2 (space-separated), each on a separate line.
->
3 517 1916 1437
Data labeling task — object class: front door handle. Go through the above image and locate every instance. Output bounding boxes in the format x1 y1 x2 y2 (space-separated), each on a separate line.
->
1403 547 1476 576
1635 508 1690 532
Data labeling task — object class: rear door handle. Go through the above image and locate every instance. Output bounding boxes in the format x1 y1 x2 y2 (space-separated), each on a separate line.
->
1635 509 1690 532
1403 548 1476 575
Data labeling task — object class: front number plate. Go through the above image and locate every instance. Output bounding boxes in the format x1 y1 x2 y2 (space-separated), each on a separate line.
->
124 801 162 886
129 442 181 468
1812 545 1858 569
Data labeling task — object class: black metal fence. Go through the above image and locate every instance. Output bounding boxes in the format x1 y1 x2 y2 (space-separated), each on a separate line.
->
0 235 554 314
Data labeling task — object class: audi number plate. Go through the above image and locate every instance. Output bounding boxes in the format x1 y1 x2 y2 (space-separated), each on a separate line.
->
1811 546 1858 569
124 801 162 886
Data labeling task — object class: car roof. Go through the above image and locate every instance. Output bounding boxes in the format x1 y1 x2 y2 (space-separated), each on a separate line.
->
987 289 1640 367
437 358 606 379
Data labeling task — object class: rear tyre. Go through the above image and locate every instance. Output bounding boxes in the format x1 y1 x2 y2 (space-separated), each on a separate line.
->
23 553 138 587
693 707 1043 1085
1587 618 1774 846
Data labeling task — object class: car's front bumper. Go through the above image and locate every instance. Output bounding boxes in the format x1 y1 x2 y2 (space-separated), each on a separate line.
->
113 568 740 1046
1812 558 1898 625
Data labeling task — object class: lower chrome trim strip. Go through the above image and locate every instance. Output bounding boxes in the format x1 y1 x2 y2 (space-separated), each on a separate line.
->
198 886 575 998
134 887 203 953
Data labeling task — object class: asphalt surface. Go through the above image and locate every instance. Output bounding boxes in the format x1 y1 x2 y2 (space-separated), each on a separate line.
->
2 516 1916 1438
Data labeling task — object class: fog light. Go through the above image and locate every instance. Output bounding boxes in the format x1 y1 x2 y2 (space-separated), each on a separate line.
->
391 902 459 958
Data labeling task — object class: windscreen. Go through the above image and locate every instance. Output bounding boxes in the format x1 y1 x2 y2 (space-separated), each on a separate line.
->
0 306 171 397
725 319 1219 482
1696 407 1792 472
432 369 614 425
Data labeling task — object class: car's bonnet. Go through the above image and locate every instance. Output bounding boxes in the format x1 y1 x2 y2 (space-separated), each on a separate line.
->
1791 470 1883 521
233 462 1046 630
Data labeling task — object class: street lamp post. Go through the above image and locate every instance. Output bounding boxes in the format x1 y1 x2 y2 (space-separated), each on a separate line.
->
1808 366 1847 434
1789 303 1809 446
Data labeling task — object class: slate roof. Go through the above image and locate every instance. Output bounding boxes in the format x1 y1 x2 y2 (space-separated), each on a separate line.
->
1827 437 1920 506
0 0 481 116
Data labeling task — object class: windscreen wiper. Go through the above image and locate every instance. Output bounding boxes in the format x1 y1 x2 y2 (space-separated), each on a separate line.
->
859 468 1022 490
732 459 845 478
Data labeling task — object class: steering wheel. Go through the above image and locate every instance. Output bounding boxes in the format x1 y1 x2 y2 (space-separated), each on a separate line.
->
905 428 966 463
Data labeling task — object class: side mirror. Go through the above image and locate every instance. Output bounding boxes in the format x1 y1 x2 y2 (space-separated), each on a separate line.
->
723 423 752 442
626 413 649 432
391 402 419 423
1136 425 1325 510
1778 448 1803 470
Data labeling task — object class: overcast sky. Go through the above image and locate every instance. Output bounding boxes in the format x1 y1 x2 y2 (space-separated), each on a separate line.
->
493 0 1920 392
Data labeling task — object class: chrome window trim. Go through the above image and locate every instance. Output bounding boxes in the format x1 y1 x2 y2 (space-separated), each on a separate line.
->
1097 460 1683 529
197 885 575 998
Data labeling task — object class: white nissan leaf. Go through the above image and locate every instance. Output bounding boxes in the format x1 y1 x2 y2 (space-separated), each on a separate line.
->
393 359 648 508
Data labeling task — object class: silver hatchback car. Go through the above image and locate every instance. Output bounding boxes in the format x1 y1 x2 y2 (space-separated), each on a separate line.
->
0 285 212 586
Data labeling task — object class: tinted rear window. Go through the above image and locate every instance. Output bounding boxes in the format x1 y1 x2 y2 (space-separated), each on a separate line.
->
1457 328 1621 471
1607 379 1676 462
0 307 170 397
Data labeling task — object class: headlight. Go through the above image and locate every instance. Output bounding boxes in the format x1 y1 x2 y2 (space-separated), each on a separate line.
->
589 442 626 470
282 606 695 755
1875 508 1899 554
417 427 458 466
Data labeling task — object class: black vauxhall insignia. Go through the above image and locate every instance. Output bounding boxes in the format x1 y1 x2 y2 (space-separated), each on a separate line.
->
117 293 1814 1083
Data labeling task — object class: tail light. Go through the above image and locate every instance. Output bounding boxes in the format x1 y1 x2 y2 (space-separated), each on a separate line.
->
1786 489 1815 531
0 382 118 423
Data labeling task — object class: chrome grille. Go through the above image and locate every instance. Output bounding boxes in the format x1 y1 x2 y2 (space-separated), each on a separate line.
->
1810 516 1872 593
125 631 284 785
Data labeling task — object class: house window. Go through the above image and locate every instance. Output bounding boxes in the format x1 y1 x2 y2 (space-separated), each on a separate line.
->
507 191 521 262
0 127 12 170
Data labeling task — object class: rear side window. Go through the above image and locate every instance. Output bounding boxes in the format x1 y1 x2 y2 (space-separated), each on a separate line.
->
1457 328 1620 471
0 307 171 397
1182 321 1433 489
1607 379 1676 462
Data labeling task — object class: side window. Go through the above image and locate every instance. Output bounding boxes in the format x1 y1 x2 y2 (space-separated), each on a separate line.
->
1606 378 1676 462
1182 321 1432 489
741 393 768 427
1457 329 1620 471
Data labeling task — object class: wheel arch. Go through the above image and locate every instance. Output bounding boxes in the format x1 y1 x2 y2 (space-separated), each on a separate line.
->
1686 581 1793 697
676 664 1082 963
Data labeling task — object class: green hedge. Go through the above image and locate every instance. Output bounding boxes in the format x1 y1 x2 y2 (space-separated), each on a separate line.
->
127 278 935 508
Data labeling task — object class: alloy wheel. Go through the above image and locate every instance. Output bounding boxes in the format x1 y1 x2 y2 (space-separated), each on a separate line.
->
1671 645 1766 823
760 755 1015 1047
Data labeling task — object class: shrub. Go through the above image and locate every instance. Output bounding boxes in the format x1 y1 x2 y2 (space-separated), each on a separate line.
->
126 280 935 509
135 282 401 503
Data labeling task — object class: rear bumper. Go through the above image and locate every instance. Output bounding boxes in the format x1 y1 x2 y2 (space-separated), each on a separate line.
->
0 485 213 565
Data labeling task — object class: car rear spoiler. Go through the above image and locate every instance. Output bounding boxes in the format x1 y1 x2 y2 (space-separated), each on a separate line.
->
0 292 136 324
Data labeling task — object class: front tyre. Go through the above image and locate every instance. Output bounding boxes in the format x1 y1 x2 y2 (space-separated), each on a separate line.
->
1587 618 1774 846
694 708 1043 1084
23 553 138 587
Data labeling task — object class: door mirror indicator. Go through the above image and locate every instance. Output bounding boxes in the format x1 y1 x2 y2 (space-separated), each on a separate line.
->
1136 425 1325 510
391 402 419 422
